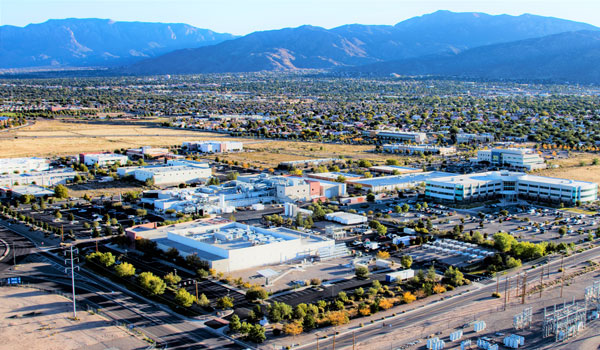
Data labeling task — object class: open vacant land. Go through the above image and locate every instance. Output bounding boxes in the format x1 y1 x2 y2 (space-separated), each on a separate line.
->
537 152 600 185
0 287 146 350
220 140 417 168
0 119 249 158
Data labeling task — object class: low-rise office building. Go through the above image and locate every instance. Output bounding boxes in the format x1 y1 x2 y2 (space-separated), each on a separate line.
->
0 157 50 174
363 130 427 143
0 169 77 187
182 140 244 153
325 212 368 225
82 153 129 167
127 219 335 272
382 144 456 155
349 172 455 193
472 148 546 170
425 171 598 204
456 133 495 144
126 146 171 159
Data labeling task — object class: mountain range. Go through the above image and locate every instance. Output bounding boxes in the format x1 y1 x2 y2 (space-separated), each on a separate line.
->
2 11 600 83
0 18 236 68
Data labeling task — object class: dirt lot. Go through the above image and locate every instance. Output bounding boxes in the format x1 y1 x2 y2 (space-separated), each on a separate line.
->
0 286 147 350
0 119 250 158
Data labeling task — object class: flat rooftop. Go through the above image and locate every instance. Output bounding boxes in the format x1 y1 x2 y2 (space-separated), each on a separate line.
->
369 165 422 173
350 171 454 187
170 222 299 250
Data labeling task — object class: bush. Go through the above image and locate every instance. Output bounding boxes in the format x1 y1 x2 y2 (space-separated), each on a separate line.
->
492 292 501 298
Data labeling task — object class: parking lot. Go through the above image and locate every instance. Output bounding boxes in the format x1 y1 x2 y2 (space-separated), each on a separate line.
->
435 206 599 245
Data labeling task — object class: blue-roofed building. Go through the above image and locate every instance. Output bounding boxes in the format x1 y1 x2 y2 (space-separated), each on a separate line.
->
348 172 456 192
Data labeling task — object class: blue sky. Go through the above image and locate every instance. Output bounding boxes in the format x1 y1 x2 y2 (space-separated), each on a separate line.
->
1 0 599 35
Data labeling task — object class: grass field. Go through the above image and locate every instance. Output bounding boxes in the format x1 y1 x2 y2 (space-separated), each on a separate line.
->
0 120 251 158
537 152 600 185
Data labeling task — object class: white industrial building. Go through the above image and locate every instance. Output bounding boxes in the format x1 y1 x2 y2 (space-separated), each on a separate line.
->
325 212 368 225
349 171 455 193
182 140 244 153
369 165 423 175
426 171 598 204
382 144 456 155
83 153 129 167
0 157 50 174
472 148 546 170
0 169 78 187
363 129 427 143
118 160 212 185
127 219 335 272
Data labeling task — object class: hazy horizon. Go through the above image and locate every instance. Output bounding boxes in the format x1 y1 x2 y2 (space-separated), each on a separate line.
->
1 0 599 35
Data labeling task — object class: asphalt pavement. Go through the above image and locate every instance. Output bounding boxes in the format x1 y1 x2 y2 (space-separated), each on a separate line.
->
0 219 243 350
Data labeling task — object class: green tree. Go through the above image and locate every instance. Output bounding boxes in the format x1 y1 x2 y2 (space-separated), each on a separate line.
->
197 293 210 307
268 301 293 322
247 324 266 343
217 296 234 310
229 314 241 333
355 265 369 279
444 266 465 287
400 255 413 269
114 262 136 277
493 232 517 253
164 272 182 286
246 286 268 301
174 288 196 307
138 271 167 295
54 184 69 199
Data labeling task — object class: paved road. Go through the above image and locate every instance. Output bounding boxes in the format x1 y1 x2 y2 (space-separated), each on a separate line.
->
303 246 600 350
0 220 243 350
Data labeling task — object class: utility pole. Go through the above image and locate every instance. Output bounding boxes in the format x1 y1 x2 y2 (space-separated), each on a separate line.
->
504 276 509 310
560 264 565 298
195 280 199 301
64 245 79 319
353 331 356 350
516 273 520 298
333 333 336 350
316 335 319 350
521 271 527 305
13 242 16 267
539 266 544 298
496 274 499 295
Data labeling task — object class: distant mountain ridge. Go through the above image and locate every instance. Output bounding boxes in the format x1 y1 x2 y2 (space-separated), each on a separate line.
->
345 30 600 84
127 11 599 75
3 11 600 83
0 18 237 68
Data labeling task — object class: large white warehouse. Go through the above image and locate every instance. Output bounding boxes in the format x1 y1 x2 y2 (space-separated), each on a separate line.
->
0 157 50 174
118 160 212 185
127 219 335 272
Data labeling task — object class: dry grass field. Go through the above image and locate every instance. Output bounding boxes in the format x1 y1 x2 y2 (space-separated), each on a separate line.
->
538 152 600 185
219 140 415 168
0 119 251 158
